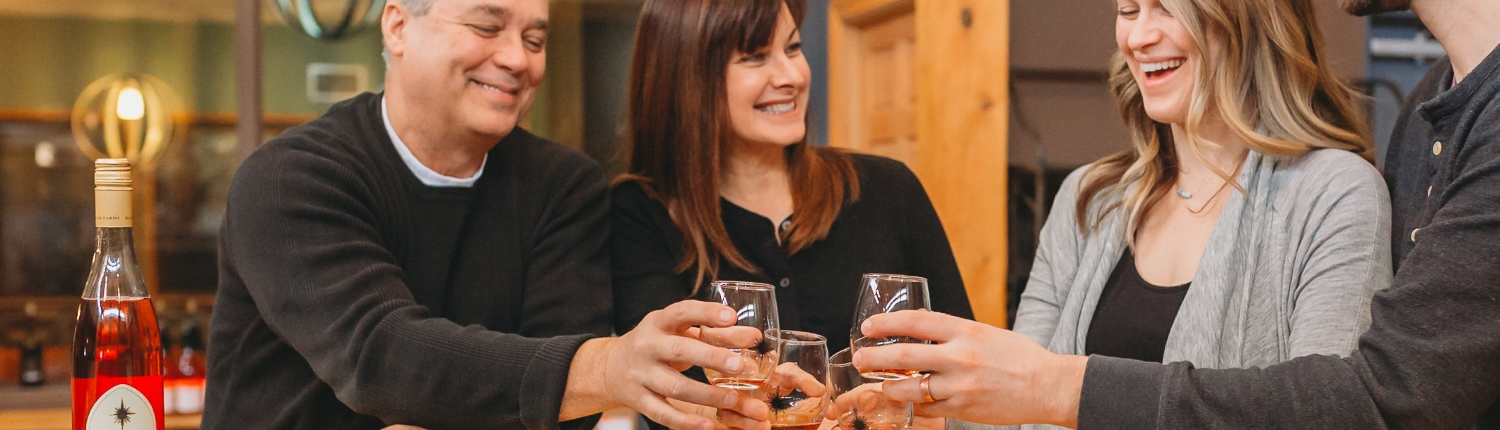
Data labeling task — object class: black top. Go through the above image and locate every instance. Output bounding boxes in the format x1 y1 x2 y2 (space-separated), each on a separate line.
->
1084 249 1190 363
203 93 612 430
1080 44 1500 429
610 154 975 355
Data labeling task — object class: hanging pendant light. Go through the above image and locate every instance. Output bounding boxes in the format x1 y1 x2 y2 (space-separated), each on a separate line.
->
273 0 388 40
70 73 181 168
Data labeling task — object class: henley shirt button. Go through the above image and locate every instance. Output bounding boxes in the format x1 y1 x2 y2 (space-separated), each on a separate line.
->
1411 228 1420 242
1433 141 1443 156
779 278 791 288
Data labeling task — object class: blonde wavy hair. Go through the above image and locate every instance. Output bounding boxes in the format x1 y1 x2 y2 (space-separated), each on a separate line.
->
1075 0 1373 238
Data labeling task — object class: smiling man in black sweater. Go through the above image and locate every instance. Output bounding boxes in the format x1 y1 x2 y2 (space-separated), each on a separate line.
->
201 0 772 429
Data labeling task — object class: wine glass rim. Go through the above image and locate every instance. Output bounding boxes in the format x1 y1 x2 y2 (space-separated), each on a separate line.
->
862 273 927 283
829 347 853 365
774 330 827 345
711 280 775 291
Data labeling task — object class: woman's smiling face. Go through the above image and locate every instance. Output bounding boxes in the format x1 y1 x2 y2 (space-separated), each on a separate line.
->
724 4 811 147
1116 0 1204 124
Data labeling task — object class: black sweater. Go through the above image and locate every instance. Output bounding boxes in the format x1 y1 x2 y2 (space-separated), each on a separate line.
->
203 93 612 429
610 154 975 355
1080 44 1500 429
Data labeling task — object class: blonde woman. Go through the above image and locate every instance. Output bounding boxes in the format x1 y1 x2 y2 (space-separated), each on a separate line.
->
938 2 1392 426
1002 0 1392 402
936 1 1392 428
1014 0 1386 373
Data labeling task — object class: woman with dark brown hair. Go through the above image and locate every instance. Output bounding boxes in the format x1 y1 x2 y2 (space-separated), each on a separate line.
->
611 0 975 364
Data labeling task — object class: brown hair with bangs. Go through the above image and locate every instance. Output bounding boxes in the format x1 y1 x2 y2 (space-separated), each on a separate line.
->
618 0 859 290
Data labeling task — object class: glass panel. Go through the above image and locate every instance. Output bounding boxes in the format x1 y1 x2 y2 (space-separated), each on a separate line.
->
152 124 245 294
0 4 251 297
0 121 94 297
0 0 369 297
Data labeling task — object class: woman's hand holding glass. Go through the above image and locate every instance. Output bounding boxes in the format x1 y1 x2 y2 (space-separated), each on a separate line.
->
849 274 932 381
851 310 1088 427
767 331 829 430
826 347 912 430
721 330 829 430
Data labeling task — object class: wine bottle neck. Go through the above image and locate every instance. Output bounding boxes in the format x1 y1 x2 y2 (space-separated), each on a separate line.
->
83 227 150 299
96 227 137 252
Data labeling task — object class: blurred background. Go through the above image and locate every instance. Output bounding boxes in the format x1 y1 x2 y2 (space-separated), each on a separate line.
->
0 0 1439 427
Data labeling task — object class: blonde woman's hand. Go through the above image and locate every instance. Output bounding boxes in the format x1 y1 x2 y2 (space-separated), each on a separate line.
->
852 310 1087 427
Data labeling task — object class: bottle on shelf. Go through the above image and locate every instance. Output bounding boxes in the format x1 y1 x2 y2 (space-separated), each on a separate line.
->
159 307 176 415
166 299 206 415
72 158 164 430
20 301 46 387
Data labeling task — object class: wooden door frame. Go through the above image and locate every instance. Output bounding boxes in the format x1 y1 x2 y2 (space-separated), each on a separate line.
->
827 0 914 152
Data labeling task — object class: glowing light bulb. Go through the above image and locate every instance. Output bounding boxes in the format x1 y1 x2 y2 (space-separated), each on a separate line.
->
116 87 145 121
34 142 56 168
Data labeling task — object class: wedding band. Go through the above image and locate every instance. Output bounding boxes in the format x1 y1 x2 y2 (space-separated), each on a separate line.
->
919 373 937 403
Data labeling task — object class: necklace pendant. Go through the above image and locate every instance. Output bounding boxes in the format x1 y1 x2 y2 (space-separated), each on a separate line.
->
1176 188 1192 199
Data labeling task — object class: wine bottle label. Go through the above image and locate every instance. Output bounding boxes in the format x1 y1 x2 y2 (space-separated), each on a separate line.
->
85 384 156 430
95 189 132 228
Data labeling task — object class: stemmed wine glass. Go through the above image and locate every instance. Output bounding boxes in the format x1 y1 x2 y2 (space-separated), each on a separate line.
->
828 347 913 430
767 330 828 430
848 273 930 380
701 281 780 390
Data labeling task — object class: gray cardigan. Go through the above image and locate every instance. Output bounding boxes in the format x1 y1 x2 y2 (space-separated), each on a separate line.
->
953 149 1392 430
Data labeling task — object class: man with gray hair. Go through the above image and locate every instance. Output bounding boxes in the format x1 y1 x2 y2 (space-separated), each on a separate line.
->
201 0 771 429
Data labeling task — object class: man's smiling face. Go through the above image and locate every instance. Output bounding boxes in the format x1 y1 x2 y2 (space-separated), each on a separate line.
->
388 0 549 139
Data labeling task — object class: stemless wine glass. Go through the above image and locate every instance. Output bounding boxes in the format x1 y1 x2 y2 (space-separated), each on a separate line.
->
828 347 913 430
849 273 930 380
701 281 780 390
768 330 829 430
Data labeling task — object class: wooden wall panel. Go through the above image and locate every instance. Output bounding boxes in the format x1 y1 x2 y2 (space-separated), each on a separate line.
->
914 0 1009 328
830 0 1010 327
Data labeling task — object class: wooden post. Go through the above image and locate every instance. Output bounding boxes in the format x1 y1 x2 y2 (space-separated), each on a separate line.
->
914 1 1009 328
829 0 1010 327
137 168 160 295
236 0 263 160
